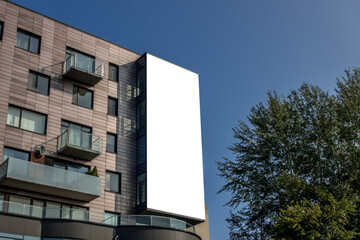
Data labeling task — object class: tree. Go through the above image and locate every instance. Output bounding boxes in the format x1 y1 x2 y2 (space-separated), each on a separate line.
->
218 69 360 239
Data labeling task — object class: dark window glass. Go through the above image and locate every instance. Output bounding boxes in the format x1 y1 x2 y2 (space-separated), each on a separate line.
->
137 173 146 205
73 86 93 109
136 136 146 167
109 63 118 82
0 22 3 41
137 101 146 129
108 97 117 116
16 29 40 54
28 71 50 95
106 171 121 193
45 157 90 174
137 67 146 96
6 105 46 134
3 147 29 161
106 133 116 153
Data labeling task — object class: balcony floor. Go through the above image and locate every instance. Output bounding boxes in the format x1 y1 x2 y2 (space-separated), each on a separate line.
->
64 67 102 86
58 145 100 161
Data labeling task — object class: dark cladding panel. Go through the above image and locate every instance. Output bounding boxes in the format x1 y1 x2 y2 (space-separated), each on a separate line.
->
0 214 41 238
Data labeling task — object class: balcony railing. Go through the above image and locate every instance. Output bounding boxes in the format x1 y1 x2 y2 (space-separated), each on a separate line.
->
58 128 102 161
0 200 196 233
0 158 101 201
63 53 105 86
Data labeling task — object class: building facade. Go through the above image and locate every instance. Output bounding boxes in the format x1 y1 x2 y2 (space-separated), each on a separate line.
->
0 1 209 239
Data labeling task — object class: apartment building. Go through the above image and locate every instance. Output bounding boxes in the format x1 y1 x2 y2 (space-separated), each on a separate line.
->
0 1 209 239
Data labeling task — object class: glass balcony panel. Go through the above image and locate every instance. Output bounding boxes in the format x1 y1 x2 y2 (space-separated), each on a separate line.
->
56 168 78 191
0 158 101 201
31 200 44 218
76 54 94 72
61 205 71 219
7 158 33 182
152 216 170 228
170 218 186 230
135 215 150 226
65 54 73 72
78 172 101 195
104 212 118 226
34 162 57 187
63 52 104 86
8 202 30 215
58 128 102 160
71 207 88 221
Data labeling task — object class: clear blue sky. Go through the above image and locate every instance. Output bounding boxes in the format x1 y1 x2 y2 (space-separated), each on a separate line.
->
9 0 360 239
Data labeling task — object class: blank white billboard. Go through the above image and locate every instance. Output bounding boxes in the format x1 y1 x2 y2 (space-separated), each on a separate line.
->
146 53 205 221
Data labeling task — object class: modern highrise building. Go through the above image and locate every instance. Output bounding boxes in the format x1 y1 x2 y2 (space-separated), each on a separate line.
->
0 1 209 239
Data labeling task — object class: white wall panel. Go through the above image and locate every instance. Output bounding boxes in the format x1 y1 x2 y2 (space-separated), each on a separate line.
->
146 53 205 221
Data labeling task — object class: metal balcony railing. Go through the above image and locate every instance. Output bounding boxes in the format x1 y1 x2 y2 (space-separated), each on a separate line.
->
0 200 196 233
65 53 104 77
63 53 105 85
0 158 101 201
57 128 102 160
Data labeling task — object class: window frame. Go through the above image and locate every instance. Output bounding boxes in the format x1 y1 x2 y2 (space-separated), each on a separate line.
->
2 146 30 162
45 157 90 174
105 170 121 194
0 21 4 41
72 85 93 109
6 105 47 135
107 96 118 116
16 28 41 54
106 132 117 153
28 70 50 96
136 173 146 205
108 63 119 82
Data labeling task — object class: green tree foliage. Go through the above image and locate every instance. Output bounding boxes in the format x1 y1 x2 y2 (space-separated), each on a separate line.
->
218 69 360 239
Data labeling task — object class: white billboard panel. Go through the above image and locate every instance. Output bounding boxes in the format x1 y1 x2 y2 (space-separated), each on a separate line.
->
146 53 205 221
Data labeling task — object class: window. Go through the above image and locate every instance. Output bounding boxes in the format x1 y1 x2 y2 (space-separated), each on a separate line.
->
136 136 146 167
0 22 3 41
106 133 117 153
108 63 118 82
137 101 146 129
45 157 89 174
16 29 41 54
28 71 50 95
137 67 146 96
106 171 121 193
137 173 146 205
72 85 93 109
108 97 118 116
3 147 29 161
7 105 46 134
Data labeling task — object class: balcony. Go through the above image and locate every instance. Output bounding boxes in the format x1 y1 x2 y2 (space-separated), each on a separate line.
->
0 200 196 233
0 157 101 201
58 128 102 161
63 52 105 86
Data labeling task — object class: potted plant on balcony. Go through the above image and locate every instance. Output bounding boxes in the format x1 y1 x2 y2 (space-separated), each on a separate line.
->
85 166 99 177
